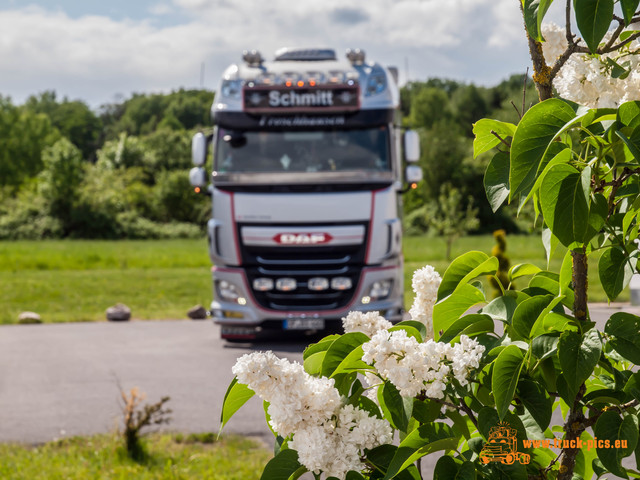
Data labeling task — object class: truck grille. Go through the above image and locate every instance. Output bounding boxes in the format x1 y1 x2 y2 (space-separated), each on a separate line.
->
238 223 367 311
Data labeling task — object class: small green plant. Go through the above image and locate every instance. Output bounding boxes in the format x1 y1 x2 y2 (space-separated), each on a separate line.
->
120 387 172 461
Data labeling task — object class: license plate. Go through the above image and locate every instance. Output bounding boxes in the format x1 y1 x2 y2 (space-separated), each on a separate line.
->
283 318 325 330
221 326 256 336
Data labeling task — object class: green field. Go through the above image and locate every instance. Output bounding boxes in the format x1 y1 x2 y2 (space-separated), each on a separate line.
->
0 235 623 324
0 433 271 480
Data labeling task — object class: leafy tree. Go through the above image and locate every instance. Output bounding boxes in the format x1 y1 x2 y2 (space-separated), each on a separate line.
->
451 84 489 135
38 138 85 229
155 170 210 224
24 91 102 160
96 133 149 172
409 87 451 129
0 97 60 187
141 128 192 171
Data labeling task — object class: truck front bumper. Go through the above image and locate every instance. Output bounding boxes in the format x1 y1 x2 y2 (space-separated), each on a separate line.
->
209 265 405 340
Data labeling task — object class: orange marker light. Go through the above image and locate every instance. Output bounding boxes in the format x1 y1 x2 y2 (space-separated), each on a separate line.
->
411 183 418 189
297 80 304 87
195 187 201 193
309 80 316 86
285 80 292 87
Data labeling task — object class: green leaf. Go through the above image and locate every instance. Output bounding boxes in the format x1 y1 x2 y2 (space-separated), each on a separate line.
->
303 334 340 360
473 118 517 158
517 377 553 431
433 283 486 341
383 423 458 480
509 263 542 282
521 144 572 210
303 351 325 375
437 251 490 300
260 449 303 480
540 164 590 247
433 456 460 480
321 332 369 377
510 99 576 200
605 312 640 363
586 193 608 244
492 345 525 420
219 377 255 437
542 227 561 266
394 320 427 341
615 130 640 163
574 0 614 53
522 0 553 41
620 0 640 25
559 249 573 297
412 399 442 424
378 381 413 433
594 410 638 478
618 101 640 128
439 313 494 343
389 324 424 343
558 329 602 400
511 294 554 340
482 295 518 324
531 333 560 361
530 311 576 338
484 151 511 212
624 372 640 402
599 246 638 301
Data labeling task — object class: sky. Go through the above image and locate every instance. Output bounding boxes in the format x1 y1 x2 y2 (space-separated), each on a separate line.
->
0 0 567 109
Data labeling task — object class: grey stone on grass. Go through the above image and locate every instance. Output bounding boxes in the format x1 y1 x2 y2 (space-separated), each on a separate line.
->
187 305 208 320
18 312 42 324
106 303 131 321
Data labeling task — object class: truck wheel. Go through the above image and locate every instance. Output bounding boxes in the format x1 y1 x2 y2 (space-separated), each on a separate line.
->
503 453 515 465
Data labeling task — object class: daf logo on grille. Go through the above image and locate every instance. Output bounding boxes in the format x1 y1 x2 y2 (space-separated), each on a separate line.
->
273 233 333 245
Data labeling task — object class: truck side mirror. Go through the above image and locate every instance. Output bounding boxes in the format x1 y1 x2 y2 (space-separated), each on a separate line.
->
405 165 423 184
192 132 208 166
189 167 208 190
404 130 420 163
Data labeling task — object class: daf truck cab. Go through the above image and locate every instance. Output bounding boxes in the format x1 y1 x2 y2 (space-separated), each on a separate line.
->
190 47 421 340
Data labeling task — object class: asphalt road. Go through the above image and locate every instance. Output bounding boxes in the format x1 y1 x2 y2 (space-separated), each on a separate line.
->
0 303 638 452
0 319 308 445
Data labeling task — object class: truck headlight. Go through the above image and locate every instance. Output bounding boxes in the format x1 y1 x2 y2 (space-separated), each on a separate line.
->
216 280 243 302
368 280 393 300
365 65 387 96
220 79 243 99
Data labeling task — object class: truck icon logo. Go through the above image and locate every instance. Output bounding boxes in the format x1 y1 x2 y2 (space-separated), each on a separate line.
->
273 233 333 245
479 422 530 466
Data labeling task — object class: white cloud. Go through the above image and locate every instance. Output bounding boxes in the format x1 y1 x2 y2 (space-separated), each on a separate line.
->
0 1 536 107
148 3 173 16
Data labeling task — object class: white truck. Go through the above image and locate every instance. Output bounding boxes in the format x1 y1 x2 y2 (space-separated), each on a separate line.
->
190 47 422 340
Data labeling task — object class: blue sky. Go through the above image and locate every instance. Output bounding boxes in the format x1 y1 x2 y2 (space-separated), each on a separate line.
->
0 1 566 108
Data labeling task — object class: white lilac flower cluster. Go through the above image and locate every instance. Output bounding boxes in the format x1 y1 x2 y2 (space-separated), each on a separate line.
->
342 311 393 337
408 265 442 339
541 22 640 108
232 351 392 479
361 330 485 398
290 404 393 478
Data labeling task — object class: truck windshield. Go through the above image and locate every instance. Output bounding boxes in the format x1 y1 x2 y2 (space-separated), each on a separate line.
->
215 127 390 173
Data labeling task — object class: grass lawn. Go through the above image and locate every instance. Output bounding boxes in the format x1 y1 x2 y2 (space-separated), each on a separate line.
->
0 433 271 480
0 235 624 324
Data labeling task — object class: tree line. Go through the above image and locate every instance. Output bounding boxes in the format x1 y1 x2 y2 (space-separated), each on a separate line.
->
0 75 536 240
